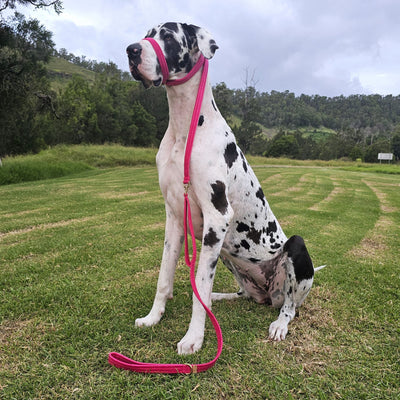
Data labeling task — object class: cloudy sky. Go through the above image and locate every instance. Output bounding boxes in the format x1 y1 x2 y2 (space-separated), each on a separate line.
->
7 0 400 96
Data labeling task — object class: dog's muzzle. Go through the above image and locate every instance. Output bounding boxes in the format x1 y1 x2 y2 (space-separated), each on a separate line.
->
126 42 163 88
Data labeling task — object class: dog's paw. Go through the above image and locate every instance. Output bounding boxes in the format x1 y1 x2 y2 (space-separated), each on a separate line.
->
135 311 163 328
177 332 204 355
268 320 288 341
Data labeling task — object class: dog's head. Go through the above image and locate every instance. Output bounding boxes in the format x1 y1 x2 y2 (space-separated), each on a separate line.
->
126 22 218 88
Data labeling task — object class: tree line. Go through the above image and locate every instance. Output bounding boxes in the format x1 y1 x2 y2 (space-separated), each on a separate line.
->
214 83 400 161
1 10 400 161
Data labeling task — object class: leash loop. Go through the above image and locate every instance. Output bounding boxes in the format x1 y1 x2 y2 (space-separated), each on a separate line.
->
108 38 223 374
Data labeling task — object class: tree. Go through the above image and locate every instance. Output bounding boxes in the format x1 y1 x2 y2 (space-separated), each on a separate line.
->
213 82 233 123
235 69 261 153
391 132 400 161
364 140 391 163
0 0 62 13
0 12 55 155
265 132 300 158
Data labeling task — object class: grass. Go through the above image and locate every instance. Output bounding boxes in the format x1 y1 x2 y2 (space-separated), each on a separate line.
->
0 144 158 185
1 144 398 186
0 147 399 399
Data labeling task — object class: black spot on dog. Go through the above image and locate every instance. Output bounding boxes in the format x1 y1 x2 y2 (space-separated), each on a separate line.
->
266 220 277 235
211 181 228 215
198 115 204 126
212 100 218 112
179 53 189 68
146 28 157 38
237 222 249 232
162 22 179 32
163 34 183 72
210 259 218 270
284 235 314 283
181 23 197 51
239 152 248 172
224 142 238 168
204 227 220 247
247 227 261 244
256 187 266 207
240 239 250 250
249 257 260 263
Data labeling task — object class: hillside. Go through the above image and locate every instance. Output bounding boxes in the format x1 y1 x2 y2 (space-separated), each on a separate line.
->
46 57 96 91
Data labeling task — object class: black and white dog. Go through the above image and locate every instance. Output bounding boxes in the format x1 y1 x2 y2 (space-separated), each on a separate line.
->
127 23 317 354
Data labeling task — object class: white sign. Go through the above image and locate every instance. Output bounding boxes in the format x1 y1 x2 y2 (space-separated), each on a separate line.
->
378 153 393 161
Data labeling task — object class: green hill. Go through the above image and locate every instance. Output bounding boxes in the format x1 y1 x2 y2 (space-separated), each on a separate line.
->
46 57 96 91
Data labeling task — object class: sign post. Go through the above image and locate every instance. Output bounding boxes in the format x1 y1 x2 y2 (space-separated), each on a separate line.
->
378 153 393 163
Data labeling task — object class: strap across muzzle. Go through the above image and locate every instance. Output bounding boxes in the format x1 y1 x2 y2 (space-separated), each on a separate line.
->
143 37 206 86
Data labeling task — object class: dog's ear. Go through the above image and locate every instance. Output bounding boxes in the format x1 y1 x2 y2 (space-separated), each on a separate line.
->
184 24 218 59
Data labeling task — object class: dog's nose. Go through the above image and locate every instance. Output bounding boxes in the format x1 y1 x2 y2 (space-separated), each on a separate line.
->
126 43 142 60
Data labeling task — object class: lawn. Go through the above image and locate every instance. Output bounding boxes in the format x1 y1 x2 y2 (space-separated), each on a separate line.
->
0 151 399 399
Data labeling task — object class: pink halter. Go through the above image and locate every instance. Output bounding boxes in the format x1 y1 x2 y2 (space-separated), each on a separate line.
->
142 37 206 87
108 37 222 374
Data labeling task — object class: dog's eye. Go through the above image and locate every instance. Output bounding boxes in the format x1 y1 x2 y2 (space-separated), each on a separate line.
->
164 33 173 41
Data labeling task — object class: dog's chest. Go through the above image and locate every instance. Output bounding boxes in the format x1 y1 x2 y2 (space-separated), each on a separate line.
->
157 136 186 205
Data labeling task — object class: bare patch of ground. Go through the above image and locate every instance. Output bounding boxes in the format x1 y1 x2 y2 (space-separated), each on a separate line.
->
0 217 96 240
309 179 344 211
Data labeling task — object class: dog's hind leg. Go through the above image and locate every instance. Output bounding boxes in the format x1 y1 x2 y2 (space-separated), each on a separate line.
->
268 235 314 341
211 290 247 301
135 209 184 328
211 256 249 301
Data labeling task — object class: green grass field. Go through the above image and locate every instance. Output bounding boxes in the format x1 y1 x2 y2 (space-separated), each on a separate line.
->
1 147 399 399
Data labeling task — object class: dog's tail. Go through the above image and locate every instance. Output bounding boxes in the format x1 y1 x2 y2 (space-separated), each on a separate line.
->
314 265 327 272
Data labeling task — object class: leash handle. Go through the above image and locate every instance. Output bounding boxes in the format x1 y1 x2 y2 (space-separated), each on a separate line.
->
108 43 222 374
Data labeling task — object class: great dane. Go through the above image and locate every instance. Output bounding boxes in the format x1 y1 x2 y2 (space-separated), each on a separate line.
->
127 22 317 355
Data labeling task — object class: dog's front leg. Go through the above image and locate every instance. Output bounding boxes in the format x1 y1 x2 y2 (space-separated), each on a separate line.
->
135 209 183 327
177 207 233 355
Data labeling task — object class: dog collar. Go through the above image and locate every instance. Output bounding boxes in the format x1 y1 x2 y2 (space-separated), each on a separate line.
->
143 37 206 86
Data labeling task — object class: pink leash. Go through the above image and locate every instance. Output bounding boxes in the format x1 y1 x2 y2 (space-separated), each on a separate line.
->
108 38 223 374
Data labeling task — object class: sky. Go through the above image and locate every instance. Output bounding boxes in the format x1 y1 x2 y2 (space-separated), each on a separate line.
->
5 0 400 96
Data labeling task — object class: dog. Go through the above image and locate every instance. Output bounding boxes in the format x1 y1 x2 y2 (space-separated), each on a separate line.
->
127 22 317 355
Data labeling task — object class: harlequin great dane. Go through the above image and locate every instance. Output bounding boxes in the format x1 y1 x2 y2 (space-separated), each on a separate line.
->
127 22 318 355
